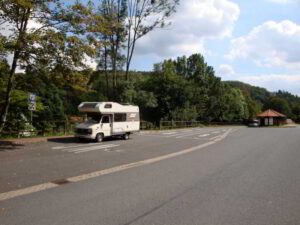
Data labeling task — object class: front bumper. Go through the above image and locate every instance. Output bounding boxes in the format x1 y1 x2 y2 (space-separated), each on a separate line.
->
75 134 95 140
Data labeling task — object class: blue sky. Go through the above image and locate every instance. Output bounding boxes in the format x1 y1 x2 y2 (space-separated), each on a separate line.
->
130 0 300 95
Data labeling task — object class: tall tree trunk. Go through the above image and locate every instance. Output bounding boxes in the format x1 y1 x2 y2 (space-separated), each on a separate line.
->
125 27 131 81
104 45 109 98
0 7 30 132
0 51 19 132
125 36 137 81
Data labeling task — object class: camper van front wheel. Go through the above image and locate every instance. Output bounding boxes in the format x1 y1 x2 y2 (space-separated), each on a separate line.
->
123 133 130 140
96 133 104 142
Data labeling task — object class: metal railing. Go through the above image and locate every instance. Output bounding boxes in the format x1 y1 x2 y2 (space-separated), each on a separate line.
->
159 121 204 129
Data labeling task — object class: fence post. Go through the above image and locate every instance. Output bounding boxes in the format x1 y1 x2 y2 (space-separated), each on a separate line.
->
64 121 67 135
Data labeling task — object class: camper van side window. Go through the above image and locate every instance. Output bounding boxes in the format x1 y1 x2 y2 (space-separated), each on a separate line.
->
102 116 110 124
114 113 126 122
104 104 112 108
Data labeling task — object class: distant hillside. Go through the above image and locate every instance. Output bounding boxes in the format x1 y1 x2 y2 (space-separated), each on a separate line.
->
224 81 270 106
225 81 300 122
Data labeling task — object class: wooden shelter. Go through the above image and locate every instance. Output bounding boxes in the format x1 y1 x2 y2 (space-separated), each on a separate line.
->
257 109 287 126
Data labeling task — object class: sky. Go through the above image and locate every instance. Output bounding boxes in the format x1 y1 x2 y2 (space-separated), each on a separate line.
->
129 0 300 96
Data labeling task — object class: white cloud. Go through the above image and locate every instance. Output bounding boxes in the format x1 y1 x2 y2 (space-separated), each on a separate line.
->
135 0 240 58
227 20 300 70
238 74 300 96
83 55 97 70
215 63 300 95
216 64 235 78
268 0 299 3
0 20 42 37
0 22 13 37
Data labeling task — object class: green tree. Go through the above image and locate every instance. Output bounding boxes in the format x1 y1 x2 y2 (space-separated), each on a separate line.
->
292 104 300 122
96 0 127 92
220 87 249 121
264 96 291 116
0 0 97 131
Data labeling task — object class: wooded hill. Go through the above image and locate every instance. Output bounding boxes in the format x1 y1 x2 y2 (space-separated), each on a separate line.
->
225 81 300 122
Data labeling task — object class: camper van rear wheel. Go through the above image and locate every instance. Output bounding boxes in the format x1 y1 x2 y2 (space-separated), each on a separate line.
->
96 133 104 142
123 133 130 140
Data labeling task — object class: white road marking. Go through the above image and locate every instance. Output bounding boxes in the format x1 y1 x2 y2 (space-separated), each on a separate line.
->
174 129 223 139
212 131 220 134
0 129 232 202
162 133 189 137
174 132 198 138
199 134 210 137
52 143 99 150
164 130 201 137
209 135 222 140
73 144 119 154
0 182 58 201
140 128 220 138
53 143 120 154
104 148 123 153
182 129 195 132
67 144 118 151
173 131 207 138
162 132 177 135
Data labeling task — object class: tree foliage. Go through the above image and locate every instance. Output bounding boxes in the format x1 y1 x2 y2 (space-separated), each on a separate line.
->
0 0 99 131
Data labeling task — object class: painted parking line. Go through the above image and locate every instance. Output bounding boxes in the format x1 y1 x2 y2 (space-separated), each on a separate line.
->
174 129 225 139
73 144 120 154
66 144 118 152
172 131 206 138
138 128 230 140
162 132 177 135
212 131 220 134
166 131 198 137
52 143 100 150
209 135 223 140
199 134 210 137
146 129 222 139
52 143 120 154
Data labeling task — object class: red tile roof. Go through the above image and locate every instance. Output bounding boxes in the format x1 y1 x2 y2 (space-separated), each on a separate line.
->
257 109 286 118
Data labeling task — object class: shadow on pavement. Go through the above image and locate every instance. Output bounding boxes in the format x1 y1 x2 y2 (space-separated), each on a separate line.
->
0 141 24 151
47 136 82 144
47 136 125 144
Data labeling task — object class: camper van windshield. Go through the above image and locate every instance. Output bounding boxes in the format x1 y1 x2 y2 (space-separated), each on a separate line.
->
86 114 101 123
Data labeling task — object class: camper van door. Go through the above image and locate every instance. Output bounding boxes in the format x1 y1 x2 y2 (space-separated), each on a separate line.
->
101 115 112 137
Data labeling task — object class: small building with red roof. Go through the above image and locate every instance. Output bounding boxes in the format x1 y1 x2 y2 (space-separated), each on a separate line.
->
257 109 287 126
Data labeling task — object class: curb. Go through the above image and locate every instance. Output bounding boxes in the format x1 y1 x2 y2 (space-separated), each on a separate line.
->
0 135 74 145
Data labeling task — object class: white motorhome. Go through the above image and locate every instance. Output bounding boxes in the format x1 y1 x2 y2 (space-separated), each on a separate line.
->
75 102 140 142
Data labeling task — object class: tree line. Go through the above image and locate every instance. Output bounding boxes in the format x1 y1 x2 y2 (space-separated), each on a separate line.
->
0 0 299 134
